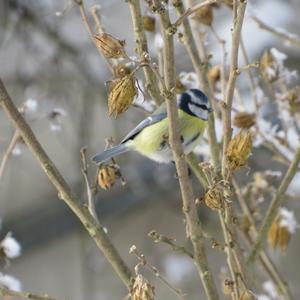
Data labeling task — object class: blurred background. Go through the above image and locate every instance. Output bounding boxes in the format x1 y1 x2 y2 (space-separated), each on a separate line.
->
0 0 300 299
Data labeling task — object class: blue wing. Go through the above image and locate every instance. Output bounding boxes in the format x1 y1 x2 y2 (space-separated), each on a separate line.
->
121 111 167 144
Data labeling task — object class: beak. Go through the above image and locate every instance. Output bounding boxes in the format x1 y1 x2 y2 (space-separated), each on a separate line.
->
208 108 213 113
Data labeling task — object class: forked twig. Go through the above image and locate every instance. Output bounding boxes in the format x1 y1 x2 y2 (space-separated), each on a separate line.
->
129 245 186 300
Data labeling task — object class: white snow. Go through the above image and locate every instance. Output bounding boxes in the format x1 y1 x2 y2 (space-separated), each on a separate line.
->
0 273 21 291
270 48 287 67
163 254 194 284
0 234 21 259
263 280 278 299
12 144 22 156
24 98 38 113
50 122 61 132
256 295 272 300
154 33 164 49
279 207 298 234
178 72 199 89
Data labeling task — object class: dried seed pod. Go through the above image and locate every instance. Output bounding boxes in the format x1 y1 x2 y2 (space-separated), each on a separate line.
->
233 112 256 129
208 65 221 88
260 50 277 82
239 290 256 300
226 130 252 171
131 274 155 300
222 279 234 297
260 48 286 82
204 186 223 210
94 33 126 59
108 75 137 117
268 217 291 251
286 87 300 115
97 164 120 190
192 5 213 26
113 64 131 78
143 15 156 32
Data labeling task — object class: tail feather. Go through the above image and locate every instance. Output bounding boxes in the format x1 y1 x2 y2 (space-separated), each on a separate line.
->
91 143 130 164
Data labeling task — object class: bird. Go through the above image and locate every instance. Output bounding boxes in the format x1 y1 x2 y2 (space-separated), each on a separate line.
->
92 89 211 165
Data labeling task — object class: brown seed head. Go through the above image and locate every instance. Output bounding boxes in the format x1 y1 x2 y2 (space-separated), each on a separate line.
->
98 164 120 190
233 112 256 129
113 64 131 78
108 75 137 117
131 274 155 300
208 65 221 88
94 33 126 59
268 217 291 252
222 279 234 297
192 5 213 26
204 186 223 210
143 15 156 32
260 49 281 82
286 87 300 115
239 290 256 300
226 130 252 171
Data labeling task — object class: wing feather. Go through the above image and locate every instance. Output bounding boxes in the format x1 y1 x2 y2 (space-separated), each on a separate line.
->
121 112 167 144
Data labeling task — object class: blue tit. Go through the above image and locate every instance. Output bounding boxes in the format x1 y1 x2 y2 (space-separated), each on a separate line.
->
92 89 211 164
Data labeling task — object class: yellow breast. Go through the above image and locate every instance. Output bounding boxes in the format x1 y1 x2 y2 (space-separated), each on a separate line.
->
130 110 207 163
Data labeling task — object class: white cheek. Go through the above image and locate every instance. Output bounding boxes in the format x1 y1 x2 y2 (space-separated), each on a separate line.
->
188 103 208 120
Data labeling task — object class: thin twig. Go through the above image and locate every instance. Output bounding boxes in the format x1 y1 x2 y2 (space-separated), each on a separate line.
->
236 62 259 74
0 130 20 181
217 1 250 296
129 245 186 300
177 0 249 296
252 16 300 48
174 0 221 175
127 0 164 105
153 2 220 299
80 146 99 222
173 0 218 27
240 36 260 110
233 179 293 300
186 153 208 188
90 5 105 34
0 287 61 300
248 144 300 263
0 79 133 289
222 0 247 175
148 230 193 259
74 0 115 73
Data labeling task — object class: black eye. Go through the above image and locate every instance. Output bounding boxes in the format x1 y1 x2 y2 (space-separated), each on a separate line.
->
198 104 208 110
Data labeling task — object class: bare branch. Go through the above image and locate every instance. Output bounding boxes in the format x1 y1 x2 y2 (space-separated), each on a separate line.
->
80 146 99 222
148 230 193 258
222 0 247 176
129 245 186 300
233 179 293 300
175 0 221 175
248 144 300 263
173 0 218 27
252 16 300 48
0 79 133 288
0 287 61 300
74 0 115 73
153 1 220 299
127 0 164 105
0 130 20 181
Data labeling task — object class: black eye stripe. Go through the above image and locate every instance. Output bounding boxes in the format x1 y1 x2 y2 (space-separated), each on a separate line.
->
189 101 208 110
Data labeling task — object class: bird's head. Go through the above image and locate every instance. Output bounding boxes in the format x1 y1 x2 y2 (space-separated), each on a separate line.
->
177 89 211 121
